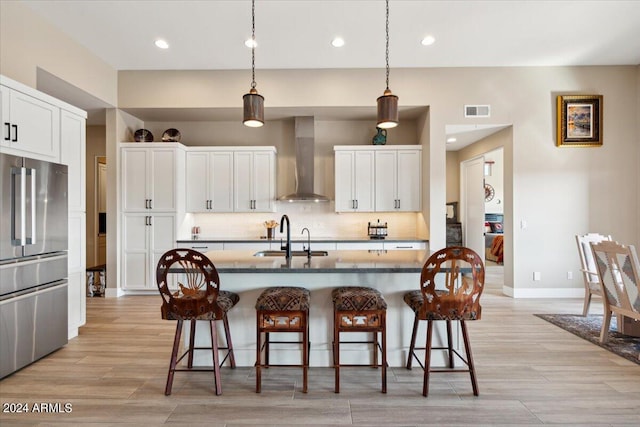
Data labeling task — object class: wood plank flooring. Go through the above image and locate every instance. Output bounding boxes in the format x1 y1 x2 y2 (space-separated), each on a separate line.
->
1 276 639 426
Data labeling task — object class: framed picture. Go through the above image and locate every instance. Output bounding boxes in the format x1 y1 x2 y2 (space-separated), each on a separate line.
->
556 95 603 147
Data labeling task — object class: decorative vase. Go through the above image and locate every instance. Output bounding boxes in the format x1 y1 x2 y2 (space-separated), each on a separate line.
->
372 127 387 145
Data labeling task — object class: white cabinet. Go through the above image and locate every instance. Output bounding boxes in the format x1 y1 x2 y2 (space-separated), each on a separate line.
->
0 81 60 161
334 150 375 212
375 149 421 211
335 145 421 213
383 241 426 250
186 150 233 212
60 110 86 212
122 213 176 290
122 144 184 212
233 149 276 212
336 241 385 250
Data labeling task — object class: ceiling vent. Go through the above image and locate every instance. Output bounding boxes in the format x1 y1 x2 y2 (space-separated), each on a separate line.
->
464 105 491 118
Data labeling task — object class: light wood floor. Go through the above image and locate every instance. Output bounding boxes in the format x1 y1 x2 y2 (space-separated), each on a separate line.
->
1 278 639 426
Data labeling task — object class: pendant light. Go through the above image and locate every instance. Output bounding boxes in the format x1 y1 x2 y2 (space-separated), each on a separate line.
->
376 0 398 129
243 0 264 127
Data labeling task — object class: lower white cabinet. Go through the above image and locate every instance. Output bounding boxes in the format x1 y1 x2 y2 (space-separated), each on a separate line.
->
122 213 176 290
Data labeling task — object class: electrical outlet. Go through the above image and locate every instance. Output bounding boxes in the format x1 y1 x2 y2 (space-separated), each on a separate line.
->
567 271 573 280
533 272 541 281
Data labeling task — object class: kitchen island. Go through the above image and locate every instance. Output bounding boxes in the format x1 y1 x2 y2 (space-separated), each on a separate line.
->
182 249 458 368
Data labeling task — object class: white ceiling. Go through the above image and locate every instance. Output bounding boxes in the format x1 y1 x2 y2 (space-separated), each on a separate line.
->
23 0 640 71
20 0 640 148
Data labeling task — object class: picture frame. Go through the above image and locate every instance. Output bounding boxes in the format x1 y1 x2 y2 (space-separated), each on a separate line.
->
556 95 603 147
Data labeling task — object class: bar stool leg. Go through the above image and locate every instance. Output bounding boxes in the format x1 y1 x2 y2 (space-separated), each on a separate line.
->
187 320 196 368
256 316 262 393
209 320 222 395
223 314 236 368
407 315 419 369
446 320 454 368
302 316 309 393
334 310 340 393
461 320 479 396
423 320 433 397
166 319 183 396
382 314 387 393
373 330 379 368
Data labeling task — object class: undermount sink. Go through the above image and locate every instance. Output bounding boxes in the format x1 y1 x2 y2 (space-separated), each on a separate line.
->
253 250 329 257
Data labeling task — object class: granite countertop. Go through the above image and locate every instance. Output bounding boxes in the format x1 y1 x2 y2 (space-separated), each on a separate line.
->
202 250 431 273
178 236 427 243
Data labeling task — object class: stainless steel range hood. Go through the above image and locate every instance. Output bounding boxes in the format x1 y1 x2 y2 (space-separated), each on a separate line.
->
279 117 330 202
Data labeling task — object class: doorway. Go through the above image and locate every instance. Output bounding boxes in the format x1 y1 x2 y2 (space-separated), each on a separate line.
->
95 157 107 265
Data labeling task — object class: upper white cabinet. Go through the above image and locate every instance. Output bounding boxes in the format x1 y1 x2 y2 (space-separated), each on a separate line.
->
233 148 276 212
186 150 234 212
1 78 60 161
121 143 185 212
334 149 375 212
375 148 421 211
335 145 422 213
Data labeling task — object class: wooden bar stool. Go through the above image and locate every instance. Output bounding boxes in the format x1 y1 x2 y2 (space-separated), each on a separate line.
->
156 249 238 396
255 286 310 393
332 286 387 393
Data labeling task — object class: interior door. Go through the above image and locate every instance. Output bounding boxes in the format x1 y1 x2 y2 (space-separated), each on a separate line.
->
461 156 485 259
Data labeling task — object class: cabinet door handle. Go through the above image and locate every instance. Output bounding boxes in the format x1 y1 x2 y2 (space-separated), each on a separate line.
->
11 124 18 142
355 200 358 209
149 199 152 209
3 123 9 141
398 199 401 209
149 216 152 226
145 216 149 226
145 199 149 209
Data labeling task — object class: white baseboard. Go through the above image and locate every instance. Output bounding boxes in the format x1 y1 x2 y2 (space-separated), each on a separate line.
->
502 286 584 298
105 287 126 298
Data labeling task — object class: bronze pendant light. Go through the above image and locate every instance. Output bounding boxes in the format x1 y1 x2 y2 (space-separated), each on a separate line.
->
377 0 398 129
243 0 264 127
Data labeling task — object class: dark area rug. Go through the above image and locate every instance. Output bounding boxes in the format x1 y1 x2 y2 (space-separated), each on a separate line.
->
535 314 640 365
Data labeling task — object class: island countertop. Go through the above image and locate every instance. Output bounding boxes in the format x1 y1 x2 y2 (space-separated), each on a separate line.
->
203 249 431 273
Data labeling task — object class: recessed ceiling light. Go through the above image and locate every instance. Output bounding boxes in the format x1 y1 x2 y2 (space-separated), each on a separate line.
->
155 39 169 49
446 137 457 143
331 37 345 48
421 35 436 46
245 38 257 48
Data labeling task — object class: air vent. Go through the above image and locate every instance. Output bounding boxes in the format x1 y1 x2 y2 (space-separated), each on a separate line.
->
464 105 491 118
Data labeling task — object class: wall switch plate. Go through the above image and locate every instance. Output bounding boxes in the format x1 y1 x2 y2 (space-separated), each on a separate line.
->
567 271 573 280
533 272 541 281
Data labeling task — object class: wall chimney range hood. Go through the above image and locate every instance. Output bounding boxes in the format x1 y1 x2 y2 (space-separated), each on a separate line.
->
279 117 330 202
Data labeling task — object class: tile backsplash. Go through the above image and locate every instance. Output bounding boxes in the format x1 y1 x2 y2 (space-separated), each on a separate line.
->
186 202 426 240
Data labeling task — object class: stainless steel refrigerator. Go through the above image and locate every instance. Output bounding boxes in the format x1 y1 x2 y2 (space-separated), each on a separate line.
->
0 153 69 379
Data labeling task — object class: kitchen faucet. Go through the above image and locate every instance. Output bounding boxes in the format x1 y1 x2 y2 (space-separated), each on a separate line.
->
280 214 291 260
301 227 311 258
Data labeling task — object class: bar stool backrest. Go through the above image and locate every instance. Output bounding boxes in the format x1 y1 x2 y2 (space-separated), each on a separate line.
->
156 248 223 320
418 246 485 321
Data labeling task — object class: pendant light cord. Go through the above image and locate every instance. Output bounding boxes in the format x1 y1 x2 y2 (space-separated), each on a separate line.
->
251 0 256 89
385 0 390 91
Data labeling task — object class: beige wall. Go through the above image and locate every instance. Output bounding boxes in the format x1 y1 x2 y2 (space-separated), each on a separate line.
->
118 66 639 296
0 1 117 106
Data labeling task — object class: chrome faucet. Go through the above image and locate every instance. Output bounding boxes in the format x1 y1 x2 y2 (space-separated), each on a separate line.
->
280 214 291 260
301 227 311 258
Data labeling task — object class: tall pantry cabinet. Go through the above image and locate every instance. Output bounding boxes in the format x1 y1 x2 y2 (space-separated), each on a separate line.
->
120 143 186 290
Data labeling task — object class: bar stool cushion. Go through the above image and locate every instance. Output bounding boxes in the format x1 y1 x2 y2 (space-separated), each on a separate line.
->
403 289 480 321
255 286 310 311
332 286 387 311
162 290 239 321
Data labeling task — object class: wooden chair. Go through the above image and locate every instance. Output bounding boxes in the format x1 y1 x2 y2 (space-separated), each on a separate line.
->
156 249 238 395
576 233 612 316
332 286 387 393
590 241 640 353
404 246 485 396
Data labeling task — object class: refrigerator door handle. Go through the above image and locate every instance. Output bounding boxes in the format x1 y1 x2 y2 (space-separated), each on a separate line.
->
10 166 26 246
25 167 36 245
